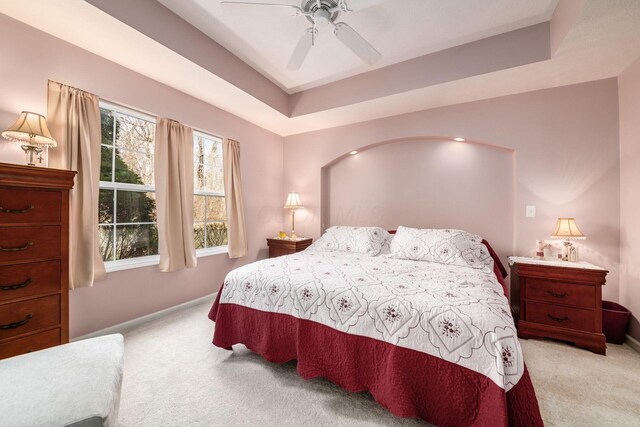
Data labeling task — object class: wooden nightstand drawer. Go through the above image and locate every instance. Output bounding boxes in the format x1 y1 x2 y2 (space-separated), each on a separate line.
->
0 295 60 341
0 260 61 303
0 189 61 225
267 238 312 258
0 328 60 359
525 278 596 309
525 301 596 332
0 226 60 263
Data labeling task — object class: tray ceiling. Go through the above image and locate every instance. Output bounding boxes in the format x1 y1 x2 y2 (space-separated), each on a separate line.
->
157 0 558 93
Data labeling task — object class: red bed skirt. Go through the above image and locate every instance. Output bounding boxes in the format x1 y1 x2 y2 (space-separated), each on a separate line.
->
210 291 542 427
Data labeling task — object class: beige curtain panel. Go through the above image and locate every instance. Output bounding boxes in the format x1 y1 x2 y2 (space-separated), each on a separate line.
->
223 138 248 258
155 117 197 272
47 80 106 289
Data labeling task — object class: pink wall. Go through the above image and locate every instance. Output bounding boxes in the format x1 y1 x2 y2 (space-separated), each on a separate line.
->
0 15 284 338
322 138 514 263
619 56 640 340
285 79 621 301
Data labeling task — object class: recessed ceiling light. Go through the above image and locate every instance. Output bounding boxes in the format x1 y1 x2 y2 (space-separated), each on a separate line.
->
349 150 358 155
453 137 465 142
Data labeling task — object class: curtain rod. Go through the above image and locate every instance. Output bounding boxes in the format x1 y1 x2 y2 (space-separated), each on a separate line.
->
98 96 225 141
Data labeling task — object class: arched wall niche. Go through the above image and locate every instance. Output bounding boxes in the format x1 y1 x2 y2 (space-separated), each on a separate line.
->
320 136 515 261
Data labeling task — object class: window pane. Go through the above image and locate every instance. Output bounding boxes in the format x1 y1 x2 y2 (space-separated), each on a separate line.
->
115 224 158 260
99 225 114 261
100 145 113 182
206 222 228 247
115 114 154 185
101 109 114 146
194 223 205 250
194 195 206 222
206 196 226 221
116 191 156 223
194 164 224 193
114 148 154 186
99 189 114 224
194 137 221 165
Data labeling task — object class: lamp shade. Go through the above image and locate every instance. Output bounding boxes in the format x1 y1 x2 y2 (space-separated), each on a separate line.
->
2 111 57 147
551 218 585 240
284 192 303 209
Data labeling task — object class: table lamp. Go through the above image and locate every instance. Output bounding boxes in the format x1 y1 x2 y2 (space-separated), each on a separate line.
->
284 192 303 238
551 217 585 262
1 111 57 166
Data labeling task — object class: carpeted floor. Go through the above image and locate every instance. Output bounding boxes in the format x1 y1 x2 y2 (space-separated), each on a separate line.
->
117 300 640 426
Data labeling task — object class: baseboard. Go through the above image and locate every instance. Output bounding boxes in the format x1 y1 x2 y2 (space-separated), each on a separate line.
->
626 334 640 353
72 292 217 342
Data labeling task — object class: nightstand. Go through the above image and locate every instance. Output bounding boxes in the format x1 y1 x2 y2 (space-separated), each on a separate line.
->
509 256 607 355
267 237 312 258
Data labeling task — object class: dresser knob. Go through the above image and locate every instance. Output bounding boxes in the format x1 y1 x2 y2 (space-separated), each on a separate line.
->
0 278 32 291
0 314 33 330
0 204 34 214
0 241 33 252
547 314 570 323
547 290 568 298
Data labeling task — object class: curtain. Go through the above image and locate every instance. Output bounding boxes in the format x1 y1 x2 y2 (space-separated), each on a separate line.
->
47 80 105 289
155 117 197 272
223 138 248 258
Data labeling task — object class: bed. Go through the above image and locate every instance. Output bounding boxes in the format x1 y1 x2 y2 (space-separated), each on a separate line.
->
209 227 542 426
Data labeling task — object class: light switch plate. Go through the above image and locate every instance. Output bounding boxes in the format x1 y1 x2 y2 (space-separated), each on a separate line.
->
526 205 536 218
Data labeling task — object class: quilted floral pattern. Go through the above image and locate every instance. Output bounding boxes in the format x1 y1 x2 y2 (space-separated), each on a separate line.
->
219 248 523 391
390 226 494 271
309 226 390 256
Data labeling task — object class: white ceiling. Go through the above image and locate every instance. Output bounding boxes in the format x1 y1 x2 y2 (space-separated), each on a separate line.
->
2 0 640 136
157 0 558 93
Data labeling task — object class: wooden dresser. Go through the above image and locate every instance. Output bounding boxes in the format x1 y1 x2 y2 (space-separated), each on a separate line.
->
509 256 607 355
267 237 312 258
0 163 75 359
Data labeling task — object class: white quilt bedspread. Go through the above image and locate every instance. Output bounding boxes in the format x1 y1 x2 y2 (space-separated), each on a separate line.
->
219 249 523 391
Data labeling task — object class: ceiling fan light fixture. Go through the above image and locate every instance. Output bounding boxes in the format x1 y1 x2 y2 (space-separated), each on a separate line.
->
313 8 331 26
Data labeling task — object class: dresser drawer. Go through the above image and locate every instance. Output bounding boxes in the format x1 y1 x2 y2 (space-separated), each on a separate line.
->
0 260 61 303
525 301 596 332
525 278 596 309
0 189 61 225
0 226 60 263
0 328 60 359
0 295 60 341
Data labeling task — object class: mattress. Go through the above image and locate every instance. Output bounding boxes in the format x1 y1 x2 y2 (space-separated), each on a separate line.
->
210 247 542 426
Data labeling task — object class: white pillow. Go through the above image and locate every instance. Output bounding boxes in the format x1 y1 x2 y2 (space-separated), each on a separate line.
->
390 226 494 270
310 226 390 256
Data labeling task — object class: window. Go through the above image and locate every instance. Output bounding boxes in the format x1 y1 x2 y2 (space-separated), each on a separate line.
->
98 102 227 270
99 103 158 265
193 132 228 251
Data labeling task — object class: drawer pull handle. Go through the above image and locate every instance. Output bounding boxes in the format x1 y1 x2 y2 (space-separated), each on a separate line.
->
0 204 34 214
1 278 32 291
547 290 568 298
0 242 33 252
0 314 33 330
547 314 570 323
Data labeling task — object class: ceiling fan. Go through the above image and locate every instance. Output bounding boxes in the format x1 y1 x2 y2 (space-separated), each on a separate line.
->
220 0 382 70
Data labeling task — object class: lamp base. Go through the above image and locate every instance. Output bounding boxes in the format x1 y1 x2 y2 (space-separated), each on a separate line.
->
21 144 43 166
562 240 580 262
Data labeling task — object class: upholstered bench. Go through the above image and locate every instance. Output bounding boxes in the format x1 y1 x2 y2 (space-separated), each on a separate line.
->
0 334 124 427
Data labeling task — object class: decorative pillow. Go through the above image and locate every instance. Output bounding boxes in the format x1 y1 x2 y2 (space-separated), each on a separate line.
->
310 226 390 256
390 226 494 270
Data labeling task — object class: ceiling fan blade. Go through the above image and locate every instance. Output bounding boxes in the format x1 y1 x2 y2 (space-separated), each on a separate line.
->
333 22 381 65
329 0 386 13
221 1 302 17
287 28 315 70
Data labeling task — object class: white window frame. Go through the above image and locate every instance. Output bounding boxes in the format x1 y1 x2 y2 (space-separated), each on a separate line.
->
98 101 227 273
193 130 228 256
